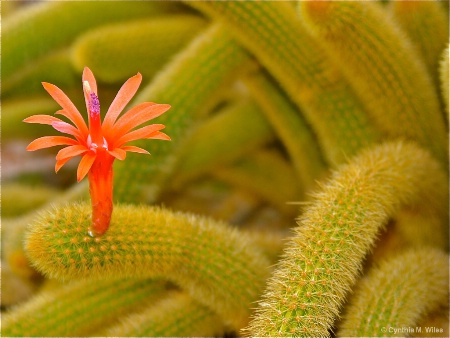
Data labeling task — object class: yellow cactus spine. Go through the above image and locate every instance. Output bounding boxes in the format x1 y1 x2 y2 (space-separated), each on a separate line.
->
246 141 448 337
2 278 167 337
71 15 207 83
188 1 381 165
25 204 270 329
112 23 255 203
337 248 449 337
299 1 448 165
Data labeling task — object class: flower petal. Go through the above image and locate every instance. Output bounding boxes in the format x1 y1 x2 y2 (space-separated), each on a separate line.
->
27 136 78 151
112 104 171 138
102 73 142 131
147 131 171 141
42 82 89 136
113 124 166 147
121 145 150 155
102 102 153 138
23 114 64 125
82 67 98 94
52 121 84 141
77 152 96 182
108 148 127 160
56 145 88 161
55 157 72 173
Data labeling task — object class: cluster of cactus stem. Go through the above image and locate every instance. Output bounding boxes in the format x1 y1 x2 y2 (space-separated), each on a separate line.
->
2 1 448 337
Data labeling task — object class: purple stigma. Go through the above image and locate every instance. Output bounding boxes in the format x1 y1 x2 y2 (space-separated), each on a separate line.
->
90 93 100 115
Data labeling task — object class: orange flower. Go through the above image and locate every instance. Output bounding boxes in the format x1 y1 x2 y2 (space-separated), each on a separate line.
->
24 67 171 237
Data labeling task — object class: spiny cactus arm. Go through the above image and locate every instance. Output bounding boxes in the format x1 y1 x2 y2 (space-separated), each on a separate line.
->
187 1 381 165
2 277 167 337
25 204 270 329
243 70 326 192
246 141 447 337
337 248 449 337
163 177 260 223
2 1 182 80
172 100 275 188
101 291 226 337
213 149 301 215
2 184 59 218
439 45 449 116
299 1 448 165
2 96 59 139
1 262 40 307
3 182 88 290
389 0 449 85
2 49 77 98
113 23 256 203
72 15 207 83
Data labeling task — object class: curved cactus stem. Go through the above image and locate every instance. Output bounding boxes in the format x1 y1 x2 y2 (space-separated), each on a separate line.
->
2 49 77 98
25 204 270 329
171 100 275 188
299 1 448 166
214 149 301 215
337 248 449 337
187 1 381 165
71 15 207 83
113 23 256 203
2 278 167 337
2 1 181 80
243 70 326 194
246 141 448 337
101 291 227 337
388 0 449 86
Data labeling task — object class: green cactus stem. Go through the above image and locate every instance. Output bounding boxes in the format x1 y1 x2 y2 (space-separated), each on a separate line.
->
2 183 59 218
2 277 167 337
246 141 448 337
72 15 207 83
187 1 381 165
101 291 226 337
172 100 275 188
389 0 449 85
2 182 88 304
2 1 182 80
113 23 255 204
243 70 326 193
299 1 448 166
337 248 449 337
2 96 59 139
214 149 301 216
25 203 270 329
2 49 77 98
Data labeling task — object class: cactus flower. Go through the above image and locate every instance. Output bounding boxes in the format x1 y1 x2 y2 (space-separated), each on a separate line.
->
24 67 171 237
